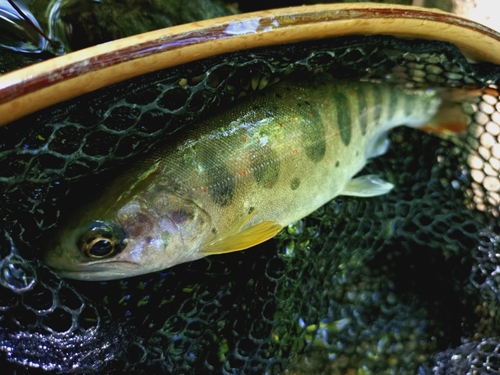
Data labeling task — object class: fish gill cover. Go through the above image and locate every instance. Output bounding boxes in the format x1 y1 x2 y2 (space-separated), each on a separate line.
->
2 34 500 374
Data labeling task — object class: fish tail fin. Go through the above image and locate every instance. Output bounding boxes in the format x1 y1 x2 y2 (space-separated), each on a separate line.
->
419 87 483 136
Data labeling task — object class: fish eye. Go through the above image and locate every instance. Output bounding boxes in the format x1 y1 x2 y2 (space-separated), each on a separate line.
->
78 221 127 259
86 238 115 258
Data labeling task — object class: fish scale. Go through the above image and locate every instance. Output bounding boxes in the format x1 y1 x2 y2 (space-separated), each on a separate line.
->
44 72 450 281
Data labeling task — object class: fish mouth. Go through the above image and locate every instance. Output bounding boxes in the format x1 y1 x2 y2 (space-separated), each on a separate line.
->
50 260 142 281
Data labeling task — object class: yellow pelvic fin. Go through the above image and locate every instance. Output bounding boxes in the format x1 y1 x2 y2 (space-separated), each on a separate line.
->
201 209 282 255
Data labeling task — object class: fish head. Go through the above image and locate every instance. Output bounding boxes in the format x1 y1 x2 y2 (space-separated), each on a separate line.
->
45 192 214 280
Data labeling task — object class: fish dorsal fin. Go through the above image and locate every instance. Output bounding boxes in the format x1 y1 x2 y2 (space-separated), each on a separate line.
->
340 174 394 197
201 209 282 255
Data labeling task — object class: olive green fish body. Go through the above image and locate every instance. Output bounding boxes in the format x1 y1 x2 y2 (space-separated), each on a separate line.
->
45 73 444 280
149 75 437 230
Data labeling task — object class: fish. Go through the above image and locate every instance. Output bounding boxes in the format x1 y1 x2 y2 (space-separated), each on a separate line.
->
44 72 471 280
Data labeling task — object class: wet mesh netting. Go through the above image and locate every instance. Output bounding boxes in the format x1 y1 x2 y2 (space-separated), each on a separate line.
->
2 35 500 374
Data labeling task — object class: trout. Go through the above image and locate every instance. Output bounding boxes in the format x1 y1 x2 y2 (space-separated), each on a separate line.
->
45 73 469 280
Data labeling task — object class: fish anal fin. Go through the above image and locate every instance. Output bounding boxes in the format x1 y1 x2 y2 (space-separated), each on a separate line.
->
341 174 394 197
201 220 282 255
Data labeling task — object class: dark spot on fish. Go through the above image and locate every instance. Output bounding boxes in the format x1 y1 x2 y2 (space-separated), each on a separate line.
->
274 93 282 99
122 212 155 237
171 210 193 224
356 150 359 157
335 161 340 167
358 85 368 135
251 146 280 188
207 164 235 207
332 89 351 146
368 85 382 127
290 178 301 190
136 212 150 223
388 88 399 122
373 106 383 126
196 143 236 207
403 94 412 117
212 228 218 234
298 101 326 162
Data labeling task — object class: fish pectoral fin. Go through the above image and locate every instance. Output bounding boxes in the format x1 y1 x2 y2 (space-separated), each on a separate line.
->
340 174 394 197
201 220 283 255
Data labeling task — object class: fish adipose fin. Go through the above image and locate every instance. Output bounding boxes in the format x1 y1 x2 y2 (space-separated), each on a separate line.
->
201 209 282 255
420 88 482 136
340 174 394 197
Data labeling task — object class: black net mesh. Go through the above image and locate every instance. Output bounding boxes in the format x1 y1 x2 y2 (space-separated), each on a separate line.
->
2 35 500 374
